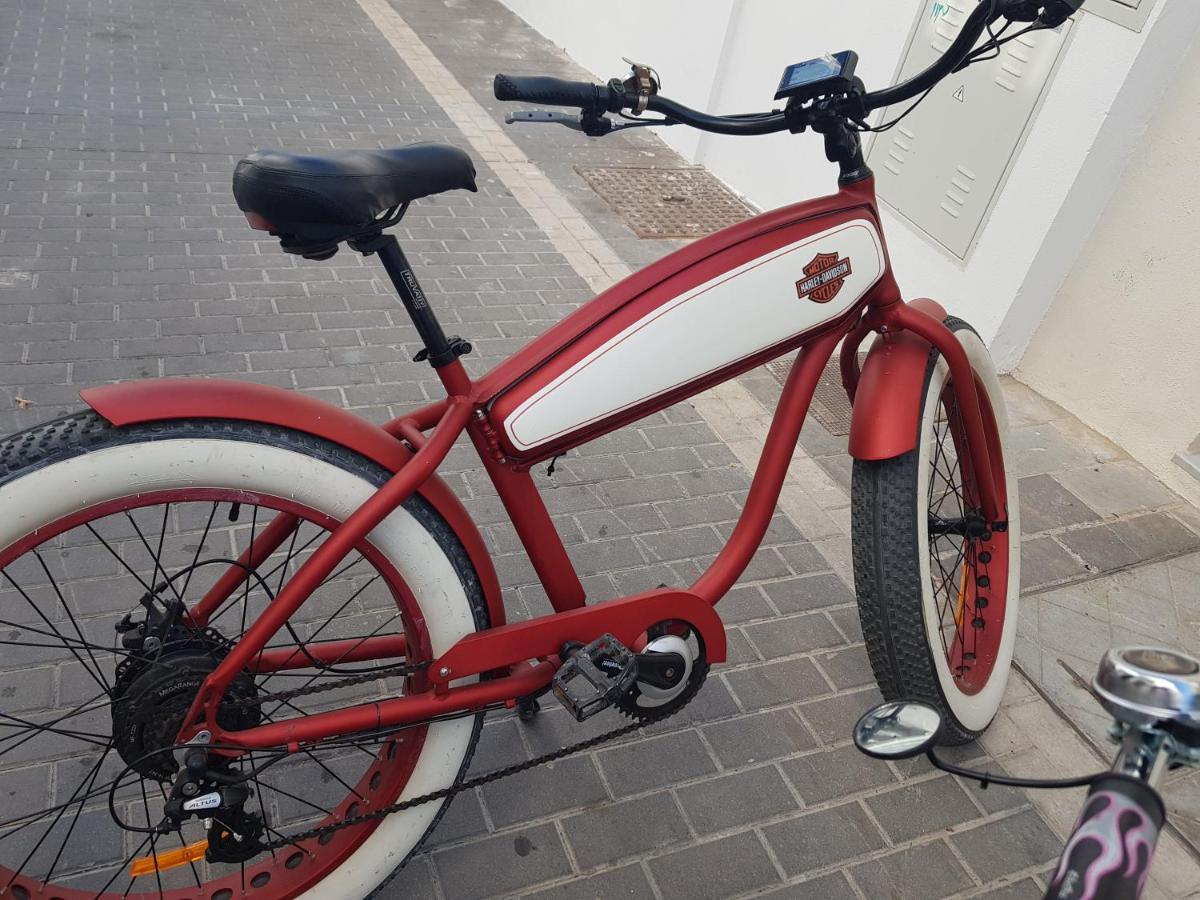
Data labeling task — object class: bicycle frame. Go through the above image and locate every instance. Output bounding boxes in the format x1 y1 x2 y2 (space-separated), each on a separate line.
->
81 175 1007 755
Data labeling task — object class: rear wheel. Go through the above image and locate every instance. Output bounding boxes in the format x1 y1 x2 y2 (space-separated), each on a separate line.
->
0 414 488 899
851 318 1020 743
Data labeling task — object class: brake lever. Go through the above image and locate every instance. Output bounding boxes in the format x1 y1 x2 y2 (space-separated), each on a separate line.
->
505 110 584 131
504 109 674 137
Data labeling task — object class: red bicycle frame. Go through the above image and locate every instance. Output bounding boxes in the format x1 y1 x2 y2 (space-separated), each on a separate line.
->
81 174 1007 756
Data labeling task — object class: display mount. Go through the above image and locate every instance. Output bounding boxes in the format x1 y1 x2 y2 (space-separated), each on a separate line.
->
774 51 859 103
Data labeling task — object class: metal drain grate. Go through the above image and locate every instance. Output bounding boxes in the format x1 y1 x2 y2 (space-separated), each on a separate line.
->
766 357 856 436
575 166 755 239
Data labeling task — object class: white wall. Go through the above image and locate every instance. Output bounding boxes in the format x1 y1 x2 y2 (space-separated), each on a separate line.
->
1017 27 1200 505
501 0 1199 366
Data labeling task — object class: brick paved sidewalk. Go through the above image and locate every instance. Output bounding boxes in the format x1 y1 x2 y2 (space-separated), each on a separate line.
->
2 0 1199 898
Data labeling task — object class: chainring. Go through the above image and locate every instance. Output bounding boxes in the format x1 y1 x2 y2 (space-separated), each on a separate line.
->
616 658 709 721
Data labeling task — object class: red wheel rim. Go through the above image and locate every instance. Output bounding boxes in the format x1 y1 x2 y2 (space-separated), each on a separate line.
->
927 376 1010 696
0 489 440 899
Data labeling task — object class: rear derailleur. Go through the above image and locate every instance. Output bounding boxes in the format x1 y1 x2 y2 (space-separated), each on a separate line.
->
159 746 267 865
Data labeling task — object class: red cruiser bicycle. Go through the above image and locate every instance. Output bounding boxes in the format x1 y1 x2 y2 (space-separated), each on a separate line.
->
0 1 1081 896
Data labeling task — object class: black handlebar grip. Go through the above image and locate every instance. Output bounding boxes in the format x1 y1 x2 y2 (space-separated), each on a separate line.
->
493 74 610 109
1043 774 1164 900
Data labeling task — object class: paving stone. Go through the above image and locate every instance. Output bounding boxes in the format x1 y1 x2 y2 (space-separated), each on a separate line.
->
814 645 875 690
973 879 1048 899
1055 460 1182 517
865 776 981 843
676 764 799 834
1020 536 1089 590
962 775 1029 814
743 611 847 658
1110 512 1200 561
426 790 490 848
849 841 973 899
647 830 781 900
522 863 655 899
596 731 718 798
374 857 437 899
701 707 816 767
469 716 529 775
776 541 834 576
828 606 865 642
951 809 1062 882
781 744 897 805
797 685 882 744
1056 523 1143 573
763 803 887 876
1008 424 1098 477
725 657 830 712
1018 474 1101 533
717 585 777 624
764 572 854 613
433 823 573 900
480 755 609 827
561 791 691 869
755 871 859 899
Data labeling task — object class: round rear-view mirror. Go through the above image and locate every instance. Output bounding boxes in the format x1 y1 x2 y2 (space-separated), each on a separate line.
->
853 700 942 760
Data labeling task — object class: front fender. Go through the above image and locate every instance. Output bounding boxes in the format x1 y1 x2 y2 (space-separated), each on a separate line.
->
847 298 946 461
81 378 505 627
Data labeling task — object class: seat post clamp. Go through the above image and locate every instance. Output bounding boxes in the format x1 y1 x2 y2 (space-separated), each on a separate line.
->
413 336 473 368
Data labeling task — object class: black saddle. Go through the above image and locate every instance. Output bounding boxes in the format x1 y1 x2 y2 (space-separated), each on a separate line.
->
232 144 477 258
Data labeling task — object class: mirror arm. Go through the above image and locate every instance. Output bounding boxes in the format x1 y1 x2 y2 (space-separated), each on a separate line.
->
926 749 1101 790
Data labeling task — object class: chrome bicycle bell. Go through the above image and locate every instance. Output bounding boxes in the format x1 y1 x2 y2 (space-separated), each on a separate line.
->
1093 647 1200 728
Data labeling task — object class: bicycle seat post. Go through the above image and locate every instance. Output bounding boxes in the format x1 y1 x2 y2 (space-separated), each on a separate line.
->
350 232 473 382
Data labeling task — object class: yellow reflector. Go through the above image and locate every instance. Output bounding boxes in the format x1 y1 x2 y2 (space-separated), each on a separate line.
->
130 840 208 877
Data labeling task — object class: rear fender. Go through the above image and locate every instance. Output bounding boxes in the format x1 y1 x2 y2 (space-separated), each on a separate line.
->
847 298 946 461
81 378 505 627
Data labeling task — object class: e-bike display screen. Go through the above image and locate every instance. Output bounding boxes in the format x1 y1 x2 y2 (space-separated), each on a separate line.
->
774 51 858 101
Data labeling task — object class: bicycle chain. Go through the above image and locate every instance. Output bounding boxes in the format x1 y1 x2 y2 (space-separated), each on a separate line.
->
263 714 649 853
225 661 430 711
221 661 706 853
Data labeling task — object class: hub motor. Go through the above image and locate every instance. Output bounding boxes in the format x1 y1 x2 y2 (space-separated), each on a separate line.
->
111 644 261 781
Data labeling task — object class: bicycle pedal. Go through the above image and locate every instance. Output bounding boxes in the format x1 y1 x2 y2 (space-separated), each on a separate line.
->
552 634 638 722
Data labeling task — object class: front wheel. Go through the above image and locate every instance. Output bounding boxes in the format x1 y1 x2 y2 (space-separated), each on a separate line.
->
851 317 1021 744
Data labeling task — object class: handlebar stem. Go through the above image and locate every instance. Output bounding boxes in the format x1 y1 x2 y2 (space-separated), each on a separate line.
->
1114 726 1172 788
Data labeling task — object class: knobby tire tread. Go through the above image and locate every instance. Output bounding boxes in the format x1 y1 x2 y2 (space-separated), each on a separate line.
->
851 318 988 745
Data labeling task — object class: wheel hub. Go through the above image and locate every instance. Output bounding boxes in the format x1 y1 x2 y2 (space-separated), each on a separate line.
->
111 648 261 781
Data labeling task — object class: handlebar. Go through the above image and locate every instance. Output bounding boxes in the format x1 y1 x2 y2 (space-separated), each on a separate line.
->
493 1 1084 138
860 0 1002 111
1043 773 1164 900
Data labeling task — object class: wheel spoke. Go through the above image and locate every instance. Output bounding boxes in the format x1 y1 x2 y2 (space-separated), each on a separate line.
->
84 522 157 597
180 501 220 602
139 777 166 899
0 690 117 761
260 612 399 719
255 574 382 691
0 710 109 748
5 740 112 886
2 565 111 696
0 478 434 895
98 831 154 899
